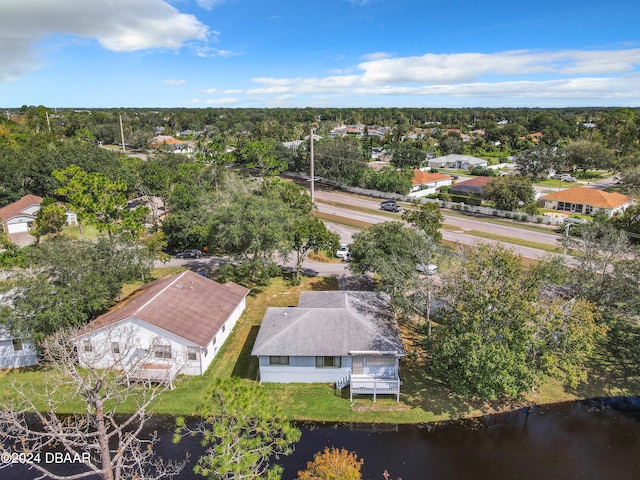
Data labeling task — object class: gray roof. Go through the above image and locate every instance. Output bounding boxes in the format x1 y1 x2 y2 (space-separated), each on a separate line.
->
436 154 488 166
251 291 405 357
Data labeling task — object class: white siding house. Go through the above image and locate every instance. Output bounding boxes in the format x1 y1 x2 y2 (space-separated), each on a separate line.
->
75 271 249 384
0 194 43 235
252 291 405 401
0 326 38 369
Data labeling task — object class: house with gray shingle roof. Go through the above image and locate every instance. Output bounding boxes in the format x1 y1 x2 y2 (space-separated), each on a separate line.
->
75 270 249 384
428 154 488 170
252 291 405 401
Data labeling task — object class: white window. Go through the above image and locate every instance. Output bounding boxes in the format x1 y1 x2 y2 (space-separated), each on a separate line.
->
154 344 171 359
83 340 93 352
111 342 120 354
187 346 198 361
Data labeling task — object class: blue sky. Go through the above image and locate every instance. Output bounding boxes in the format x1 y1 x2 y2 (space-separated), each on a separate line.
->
1 0 639 108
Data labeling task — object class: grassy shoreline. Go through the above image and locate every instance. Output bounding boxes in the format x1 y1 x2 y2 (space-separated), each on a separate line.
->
2 275 638 424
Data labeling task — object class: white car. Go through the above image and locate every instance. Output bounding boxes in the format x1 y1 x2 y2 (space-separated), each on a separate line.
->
336 244 350 260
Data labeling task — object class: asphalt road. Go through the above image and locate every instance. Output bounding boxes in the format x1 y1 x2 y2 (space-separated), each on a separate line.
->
312 189 562 260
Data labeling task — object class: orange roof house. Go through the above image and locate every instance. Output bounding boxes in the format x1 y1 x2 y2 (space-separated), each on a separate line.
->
409 170 454 198
539 188 632 217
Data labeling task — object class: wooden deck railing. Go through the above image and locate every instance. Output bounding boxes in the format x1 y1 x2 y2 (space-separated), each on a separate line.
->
349 376 401 402
126 363 178 389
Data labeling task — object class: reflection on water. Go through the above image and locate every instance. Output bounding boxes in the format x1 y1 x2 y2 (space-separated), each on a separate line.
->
7 397 640 480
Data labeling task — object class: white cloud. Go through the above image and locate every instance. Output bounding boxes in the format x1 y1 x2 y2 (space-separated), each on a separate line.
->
0 0 209 82
361 52 392 61
223 89 243 94
202 88 219 94
245 48 640 102
163 79 187 85
196 0 227 10
204 97 240 105
191 46 239 58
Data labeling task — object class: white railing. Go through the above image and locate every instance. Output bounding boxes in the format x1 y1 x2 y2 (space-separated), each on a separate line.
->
127 363 178 389
349 376 401 402
335 373 351 390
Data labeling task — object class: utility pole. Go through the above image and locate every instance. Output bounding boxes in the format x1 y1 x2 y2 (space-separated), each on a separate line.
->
119 114 126 153
310 126 315 204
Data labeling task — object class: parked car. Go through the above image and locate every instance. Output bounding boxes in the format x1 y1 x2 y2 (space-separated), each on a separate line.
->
176 249 203 259
380 200 402 212
416 263 438 275
336 244 350 260
552 173 577 182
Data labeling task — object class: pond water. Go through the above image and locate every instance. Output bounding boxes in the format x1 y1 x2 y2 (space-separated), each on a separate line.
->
7 397 640 480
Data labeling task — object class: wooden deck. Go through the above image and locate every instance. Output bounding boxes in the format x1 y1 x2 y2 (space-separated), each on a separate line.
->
126 363 178 389
349 375 401 402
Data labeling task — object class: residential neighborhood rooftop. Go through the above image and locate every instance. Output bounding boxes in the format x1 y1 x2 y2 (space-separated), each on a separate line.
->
78 270 249 347
540 188 631 209
252 291 405 357
0 194 43 223
412 171 453 186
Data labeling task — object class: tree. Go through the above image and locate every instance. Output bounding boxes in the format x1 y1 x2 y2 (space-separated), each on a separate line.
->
289 216 339 282
402 202 444 242
53 165 148 238
209 194 293 263
349 222 437 332
349 222 434 295
0 328 185 480
533 298 606 387
438 133 464 155
175 379 300 480
563 140 615 172
240 141 287 192
621 164 640 194
3 236 153 343
390 143 425 168
297 448 363 480
30 197 67 243
197 137 233 198
611 203 640 235
515 146 562 178
483 175 535 212
562 220 631 304
425 243 540 399
598 108 639 159
313 138 367 185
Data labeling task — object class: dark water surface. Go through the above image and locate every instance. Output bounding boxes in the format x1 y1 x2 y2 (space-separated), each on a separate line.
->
7 397 640 480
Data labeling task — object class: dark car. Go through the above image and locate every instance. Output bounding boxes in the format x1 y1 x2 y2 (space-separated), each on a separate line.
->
176 249 203 259
380 200 402 212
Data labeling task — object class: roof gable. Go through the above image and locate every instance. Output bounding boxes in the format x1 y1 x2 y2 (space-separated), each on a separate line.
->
80 271 249 347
